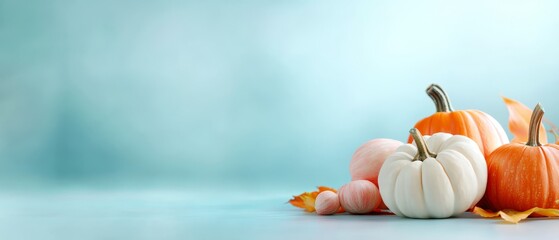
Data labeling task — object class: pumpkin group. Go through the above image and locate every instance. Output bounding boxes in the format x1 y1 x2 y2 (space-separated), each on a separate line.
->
485 104 559 211
379 128 487 218
289 83 559 223
410 84 509 158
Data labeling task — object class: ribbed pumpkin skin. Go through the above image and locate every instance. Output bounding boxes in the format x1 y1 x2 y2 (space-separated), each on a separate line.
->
485 143 559 211
409 110 509 159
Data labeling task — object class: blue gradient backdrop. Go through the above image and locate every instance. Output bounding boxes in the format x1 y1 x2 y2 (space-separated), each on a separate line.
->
1 0 559 192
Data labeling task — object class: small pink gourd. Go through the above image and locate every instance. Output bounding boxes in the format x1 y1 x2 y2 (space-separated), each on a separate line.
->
339 180 381 214
315 191 340 215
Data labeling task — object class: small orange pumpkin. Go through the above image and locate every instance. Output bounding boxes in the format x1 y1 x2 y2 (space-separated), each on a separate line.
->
410 84 509 158
485 104 559 211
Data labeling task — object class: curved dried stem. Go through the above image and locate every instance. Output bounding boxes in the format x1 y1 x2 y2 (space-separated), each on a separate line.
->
426 84 454 112
410 128 437 161
526 104 545 147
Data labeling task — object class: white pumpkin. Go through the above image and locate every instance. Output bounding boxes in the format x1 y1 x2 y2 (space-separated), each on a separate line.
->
378 128 487 218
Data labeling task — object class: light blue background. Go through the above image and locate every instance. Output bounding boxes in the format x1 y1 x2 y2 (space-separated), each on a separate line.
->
1 0 559 193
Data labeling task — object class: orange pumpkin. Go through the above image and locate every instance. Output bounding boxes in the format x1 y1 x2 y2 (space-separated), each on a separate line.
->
485 104 559 211
410 84 509 158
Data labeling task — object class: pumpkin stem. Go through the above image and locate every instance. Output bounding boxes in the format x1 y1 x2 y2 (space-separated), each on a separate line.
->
526 104 545 147
426 84 454 112
410 128 437 161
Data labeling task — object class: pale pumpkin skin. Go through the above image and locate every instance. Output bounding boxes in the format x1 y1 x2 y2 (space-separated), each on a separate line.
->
349 139 402 209
338 180 381 214
350 139 403 186
315 191 341 215
379 130 487 218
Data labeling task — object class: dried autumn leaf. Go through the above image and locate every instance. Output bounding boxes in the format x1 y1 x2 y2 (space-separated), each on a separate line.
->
550 128 559 145
473 207 559 223
317 186 337 193
502 96 547 144
472 207 500 218
288 186 337 212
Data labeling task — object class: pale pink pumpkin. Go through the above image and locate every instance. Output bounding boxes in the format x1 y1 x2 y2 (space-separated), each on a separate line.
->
315 191 340 215
349 139 402 186
349 139 401 209
338 180 381 214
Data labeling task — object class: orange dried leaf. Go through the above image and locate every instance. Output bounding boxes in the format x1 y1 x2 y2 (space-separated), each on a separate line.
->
499 209 535 223
472 207 500 218
502 96 547 144
288 195 307 209
473 207 559 223
550 128 559 145
317 186 337 193
532 208 559 217
288 186 337 212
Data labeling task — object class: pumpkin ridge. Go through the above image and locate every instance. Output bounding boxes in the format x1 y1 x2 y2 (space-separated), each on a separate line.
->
393 164 411 216
540 146 558 208
457 111 469 137
434 151 457 213
438 149 479 213
381 152 413 216
389 151 416 163
456 110 510 159
418 162 427 218
489 144 528 210
485 147 499 209
418 159 432 216
528 147 548 209
485 110 511 144
460 111 478 142
510 146 530 210
442 140 487 200
431 113 445 136
539 147 551 208
407 160 429 218
469 111 491 157
424 115 433 141
422 157 455 218
487 146 502 210
449 110 468 139
409 117 432 144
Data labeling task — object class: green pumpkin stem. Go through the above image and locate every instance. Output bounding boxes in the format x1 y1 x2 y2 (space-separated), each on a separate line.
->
410 128 437 161
526 103 545 147
426 84 454 112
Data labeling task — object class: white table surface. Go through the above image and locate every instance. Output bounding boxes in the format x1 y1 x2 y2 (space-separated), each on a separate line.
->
0 189 555 240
